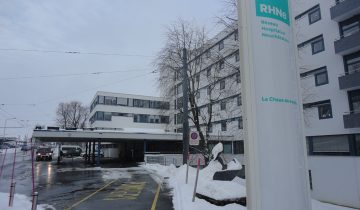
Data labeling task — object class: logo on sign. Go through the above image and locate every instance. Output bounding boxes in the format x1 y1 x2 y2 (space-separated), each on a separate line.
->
256 0 290 25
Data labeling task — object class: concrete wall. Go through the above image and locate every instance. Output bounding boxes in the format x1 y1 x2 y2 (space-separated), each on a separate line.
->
308 156 360 208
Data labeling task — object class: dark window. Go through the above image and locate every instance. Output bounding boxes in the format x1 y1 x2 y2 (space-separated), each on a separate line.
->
237 95 242 106
233 141 244 154
309 135 350 155
104 96 116 105
221 121 227 131
220 80 225 90
318 102 332 119
311 36 324 54
133 115 138 122
104 112 112 121
308 6 321 25
303 100 332 119
207 86 211 95
315 70 328 86
308 170 313 190
97 111 104 120
206 67 211 77
339 15 360 38
238 118 243 129
219 60 225 69
220 101 226 110
235 53 240 62
344 51 360 74
236 72 241 83
219 40 224 51
348 89 360 113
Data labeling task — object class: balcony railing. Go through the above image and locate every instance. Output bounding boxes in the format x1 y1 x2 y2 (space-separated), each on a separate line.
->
343 110 360 128
334 31 360 55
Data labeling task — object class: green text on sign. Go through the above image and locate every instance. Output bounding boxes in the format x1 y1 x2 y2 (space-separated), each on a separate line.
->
256 0 290 25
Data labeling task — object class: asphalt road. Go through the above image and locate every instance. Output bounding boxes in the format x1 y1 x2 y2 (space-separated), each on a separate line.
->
0 152 173 210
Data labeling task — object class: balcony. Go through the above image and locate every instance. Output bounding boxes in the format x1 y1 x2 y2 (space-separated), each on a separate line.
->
331 0 360 22
343 111 360 128
334 31 360 55
339 70 360 90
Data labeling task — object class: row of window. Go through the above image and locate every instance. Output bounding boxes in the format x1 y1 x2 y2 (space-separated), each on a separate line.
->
90 95 170 112
295 4 321 25
339 14 360 39
297 34 325 55
307 134 360 156
300 66 328 87
207 141 244 155
90 111 169 124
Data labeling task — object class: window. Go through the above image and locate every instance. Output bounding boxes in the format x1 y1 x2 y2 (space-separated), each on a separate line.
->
238 118 243 129
98 96 105 104
344 51 360 74
220 80 225 90
206 50 211 58
235 52 240 62
221 121 227 131
236 72 241 83
207 123 212 133
206 67 211 77
303 100 333 119
219 40 224 51
233 141 244 154
340 15 360 38
311 36 324 54
219 60 225 69
104 112 112 121
223 142 232 154
97 112 104 120
315 70 328 86
300 66 328 86
105 96 116 105
117 97 128 106
220 101 226 110
237 95 242 106
308 6 321 24
310 135 350 155
348 89 360 113
318 102 332 119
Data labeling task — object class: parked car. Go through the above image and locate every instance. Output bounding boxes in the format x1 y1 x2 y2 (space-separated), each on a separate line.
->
36 147 53 161
61 145 82 158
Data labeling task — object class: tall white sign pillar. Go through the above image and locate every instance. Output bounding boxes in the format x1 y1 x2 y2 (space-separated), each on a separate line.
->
237 0 312 209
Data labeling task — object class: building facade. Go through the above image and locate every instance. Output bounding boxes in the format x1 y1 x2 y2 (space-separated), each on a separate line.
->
161 25 244 158
89 91 170 131
293 0 360 208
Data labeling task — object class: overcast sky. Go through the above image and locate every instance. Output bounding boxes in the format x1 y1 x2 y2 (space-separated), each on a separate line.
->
0 0 227 139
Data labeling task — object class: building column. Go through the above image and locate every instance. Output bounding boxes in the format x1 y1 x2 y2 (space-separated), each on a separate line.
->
85 142 88 164
92 140 95 165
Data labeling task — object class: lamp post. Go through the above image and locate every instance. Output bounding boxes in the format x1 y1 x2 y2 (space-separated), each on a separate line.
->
0 117 16 187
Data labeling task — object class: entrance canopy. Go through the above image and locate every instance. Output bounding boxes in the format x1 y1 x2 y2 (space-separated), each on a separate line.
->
32 128 236 143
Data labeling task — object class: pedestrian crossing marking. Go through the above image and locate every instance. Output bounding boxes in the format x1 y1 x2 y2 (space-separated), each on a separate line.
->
104 182 146 200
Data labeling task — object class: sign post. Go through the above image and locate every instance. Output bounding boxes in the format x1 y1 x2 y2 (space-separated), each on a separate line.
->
237 0 311 209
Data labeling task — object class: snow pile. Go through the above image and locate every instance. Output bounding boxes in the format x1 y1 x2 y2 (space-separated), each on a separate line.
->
0 192 56 210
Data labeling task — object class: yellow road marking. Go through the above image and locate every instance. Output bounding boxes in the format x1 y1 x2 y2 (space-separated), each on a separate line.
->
150 184 161 210
65 179 117 210
104 182 146 201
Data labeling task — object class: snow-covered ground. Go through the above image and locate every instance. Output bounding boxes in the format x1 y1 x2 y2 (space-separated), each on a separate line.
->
0 192 55 210
142 163 356 210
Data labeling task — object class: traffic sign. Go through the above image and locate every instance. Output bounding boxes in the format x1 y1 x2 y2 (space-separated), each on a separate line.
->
189 131 199 146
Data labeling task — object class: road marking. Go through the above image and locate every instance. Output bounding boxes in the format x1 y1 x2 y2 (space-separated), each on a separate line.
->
65 179 117 210
150 184 161 210
104 182 146 200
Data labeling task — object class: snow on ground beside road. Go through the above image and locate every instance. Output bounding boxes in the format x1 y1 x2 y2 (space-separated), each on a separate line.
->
143 163 357 210
0 192 56 210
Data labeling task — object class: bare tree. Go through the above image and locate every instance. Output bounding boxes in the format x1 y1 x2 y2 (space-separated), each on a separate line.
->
56 101 89 129
154 19 240 162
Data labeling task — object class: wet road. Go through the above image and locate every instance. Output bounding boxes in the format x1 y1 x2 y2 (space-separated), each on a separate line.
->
0 152 173 210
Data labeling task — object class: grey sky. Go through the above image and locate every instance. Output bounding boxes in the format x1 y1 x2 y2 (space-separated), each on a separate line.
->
0 0 227 139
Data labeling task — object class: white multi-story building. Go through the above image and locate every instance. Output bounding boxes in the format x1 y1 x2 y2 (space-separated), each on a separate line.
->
163 25 244 158
89 91 170 131
293 0 360 208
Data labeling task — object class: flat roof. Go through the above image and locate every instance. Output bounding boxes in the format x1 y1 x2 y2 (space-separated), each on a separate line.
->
32 129 237 142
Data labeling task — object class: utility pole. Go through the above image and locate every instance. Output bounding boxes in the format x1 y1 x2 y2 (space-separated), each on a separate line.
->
182 48 189 164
